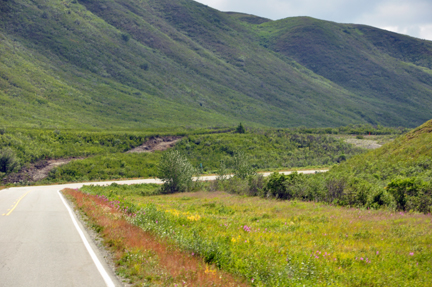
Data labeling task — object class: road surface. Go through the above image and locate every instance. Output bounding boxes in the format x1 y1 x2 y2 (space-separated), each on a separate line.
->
0 169 326 286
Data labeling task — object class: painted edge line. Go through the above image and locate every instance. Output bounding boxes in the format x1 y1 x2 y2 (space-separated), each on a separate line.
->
57 190 115 287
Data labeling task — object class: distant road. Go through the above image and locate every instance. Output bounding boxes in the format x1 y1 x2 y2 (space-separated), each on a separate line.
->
0 169 327 286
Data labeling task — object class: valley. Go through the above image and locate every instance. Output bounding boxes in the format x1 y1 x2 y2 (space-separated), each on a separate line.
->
1 0 431 286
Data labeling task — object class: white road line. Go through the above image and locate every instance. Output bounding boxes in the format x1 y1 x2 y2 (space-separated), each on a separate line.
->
58 190 115 287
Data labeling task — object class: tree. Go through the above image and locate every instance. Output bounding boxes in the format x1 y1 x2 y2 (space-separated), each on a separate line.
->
235 123 245 134
158 150 196 193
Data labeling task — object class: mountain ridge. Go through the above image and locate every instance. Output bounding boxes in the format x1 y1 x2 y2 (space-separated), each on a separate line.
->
1 0 431 129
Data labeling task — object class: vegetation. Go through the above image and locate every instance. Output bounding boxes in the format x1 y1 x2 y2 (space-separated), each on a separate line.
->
323 119 432 213
77 186 432 286
158 150 197 193
0 126 227 182
1 0 432 129
175 131 365 173
0 148 20 176
63 188 247 286
45 152 161 183
201 119 432 214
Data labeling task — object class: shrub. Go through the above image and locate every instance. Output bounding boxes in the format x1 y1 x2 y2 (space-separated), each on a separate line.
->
247 174 265 196
367 188 396 210
232 151 255 179
216 160 228 181
121 33 130 42
386 177 431 212
0 148 20 175
221 176 249 195
264 172 289 198
158 150 196 193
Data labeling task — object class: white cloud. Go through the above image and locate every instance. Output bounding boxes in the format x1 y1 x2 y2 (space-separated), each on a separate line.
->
193 0 432 40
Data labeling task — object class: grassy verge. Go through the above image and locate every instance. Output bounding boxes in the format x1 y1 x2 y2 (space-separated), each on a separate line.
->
79 185 432 286
63 188 248 287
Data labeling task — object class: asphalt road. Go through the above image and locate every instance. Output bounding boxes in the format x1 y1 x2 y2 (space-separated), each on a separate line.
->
0 169 327 286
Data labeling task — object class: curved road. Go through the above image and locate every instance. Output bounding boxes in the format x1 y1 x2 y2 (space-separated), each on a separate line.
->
0 170 326 286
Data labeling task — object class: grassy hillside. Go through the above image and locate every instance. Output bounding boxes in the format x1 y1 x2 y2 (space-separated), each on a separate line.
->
331 119 432 179
189 120 431 214
1 0 432 129
321 119 432 212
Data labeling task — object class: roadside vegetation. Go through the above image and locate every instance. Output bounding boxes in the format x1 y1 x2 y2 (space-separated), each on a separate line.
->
75 184 432 286
1 124 407 185
64 188 248 286
62 120 432 285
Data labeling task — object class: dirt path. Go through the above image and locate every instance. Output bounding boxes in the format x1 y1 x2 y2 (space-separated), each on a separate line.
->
126 136 182 153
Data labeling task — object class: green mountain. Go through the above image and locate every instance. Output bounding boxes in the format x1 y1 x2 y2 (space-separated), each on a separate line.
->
1 0 432 129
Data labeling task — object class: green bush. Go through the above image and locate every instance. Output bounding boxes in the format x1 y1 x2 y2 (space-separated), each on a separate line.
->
158 150 196 193
263 172 306 199
386 177 432 212
232 151 256 179
0 148 20 175
263 172 289 198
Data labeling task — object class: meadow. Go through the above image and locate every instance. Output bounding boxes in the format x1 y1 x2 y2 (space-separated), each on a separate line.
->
78 184 432 286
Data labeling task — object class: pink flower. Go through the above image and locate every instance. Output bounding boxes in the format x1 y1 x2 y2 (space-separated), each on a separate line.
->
376 251 379 255
360 257 364 260
409 252 414 256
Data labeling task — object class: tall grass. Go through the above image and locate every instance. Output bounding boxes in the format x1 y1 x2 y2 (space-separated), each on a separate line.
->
79 185 432 286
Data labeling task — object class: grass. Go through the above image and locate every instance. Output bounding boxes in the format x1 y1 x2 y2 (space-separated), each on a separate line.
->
79 185 432 286
63 188 248 286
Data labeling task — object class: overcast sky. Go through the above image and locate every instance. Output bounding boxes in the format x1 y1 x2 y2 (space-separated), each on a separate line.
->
194 0 432 41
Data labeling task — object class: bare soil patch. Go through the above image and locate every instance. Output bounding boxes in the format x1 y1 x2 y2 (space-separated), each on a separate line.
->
344 138 382 149
334 135 396 150
3 158 81 184
126 136 182 153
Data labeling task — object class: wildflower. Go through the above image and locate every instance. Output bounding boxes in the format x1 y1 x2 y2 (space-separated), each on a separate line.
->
360 257 363 260
192 252 195 256
251 278 255 283
409 252 414 256
376 251 379 255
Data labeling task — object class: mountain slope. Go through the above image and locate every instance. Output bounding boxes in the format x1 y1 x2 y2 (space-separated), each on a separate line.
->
1 0 431 129
258 17 432 127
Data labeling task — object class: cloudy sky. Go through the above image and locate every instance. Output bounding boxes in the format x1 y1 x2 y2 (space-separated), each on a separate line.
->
194 0 432 41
